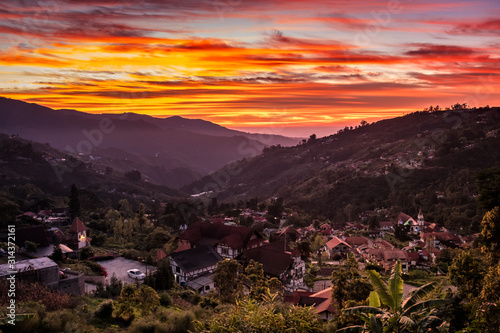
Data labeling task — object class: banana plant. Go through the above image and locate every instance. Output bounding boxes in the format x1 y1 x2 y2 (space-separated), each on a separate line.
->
338 261 449 333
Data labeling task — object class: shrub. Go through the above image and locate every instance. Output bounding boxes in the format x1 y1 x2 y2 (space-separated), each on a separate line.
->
85 260 108 277
95 300 114 319
159 292 172 307
80 246 94 260
108 273 123 297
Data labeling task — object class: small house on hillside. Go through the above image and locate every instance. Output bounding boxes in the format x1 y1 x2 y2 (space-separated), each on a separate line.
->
344 236 369 248
324 236 351 257
365 249 409 272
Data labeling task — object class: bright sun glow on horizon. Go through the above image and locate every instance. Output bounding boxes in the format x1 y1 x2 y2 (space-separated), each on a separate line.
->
0 0 499 136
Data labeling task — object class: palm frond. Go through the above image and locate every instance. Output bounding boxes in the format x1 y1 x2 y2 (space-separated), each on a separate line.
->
343 306 386 316
370 314 384 333
388 261 403 311
402 299 450 317
366 269 394 310
369 291 381 308
402 282 437 310
399 315 416 327
336 326 366 333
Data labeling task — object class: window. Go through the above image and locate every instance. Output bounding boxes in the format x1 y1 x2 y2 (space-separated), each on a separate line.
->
176 266 180 273
205 285 210 291
221 248 229 255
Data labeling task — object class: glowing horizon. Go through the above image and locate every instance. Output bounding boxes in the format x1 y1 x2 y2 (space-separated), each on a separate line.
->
1 0 499 136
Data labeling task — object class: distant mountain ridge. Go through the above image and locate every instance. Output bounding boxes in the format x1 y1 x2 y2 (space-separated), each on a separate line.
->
0 97 300 188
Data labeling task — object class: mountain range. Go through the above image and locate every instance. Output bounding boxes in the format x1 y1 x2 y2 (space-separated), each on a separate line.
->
0 97 299 188
184 106 500 232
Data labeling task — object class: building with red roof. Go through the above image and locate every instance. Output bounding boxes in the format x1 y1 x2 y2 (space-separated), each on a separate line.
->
67 217 90 250
178 221 264 259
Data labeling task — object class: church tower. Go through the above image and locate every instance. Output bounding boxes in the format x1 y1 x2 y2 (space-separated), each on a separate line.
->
418 208 424 232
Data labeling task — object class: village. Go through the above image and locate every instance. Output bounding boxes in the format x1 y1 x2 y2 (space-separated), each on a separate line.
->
0 203 472 322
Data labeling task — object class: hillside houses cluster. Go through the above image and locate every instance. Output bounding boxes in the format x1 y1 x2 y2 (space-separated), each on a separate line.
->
169 208 473 309
171 221 305 294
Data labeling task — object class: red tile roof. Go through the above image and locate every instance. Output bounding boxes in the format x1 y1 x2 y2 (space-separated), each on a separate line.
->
68 217 87 233
325 236 351 250
344 236 369 246
179 221 260 250
244 242 294 277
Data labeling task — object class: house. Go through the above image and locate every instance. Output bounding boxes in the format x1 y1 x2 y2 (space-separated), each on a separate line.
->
155 249 167 262
373 240 394 250
66 217 90 250
298 287 336 321
324 236 351 256
186 273 216 295
170 245 223 289
51 208 67 217
273 225 301 242
344 236 369 248
394 210 426 234
379 221 394 231
0 257 84 295
365 249 409 271
421 232 462 248
244 238 305 292
178 221 264 259
319 223 332 236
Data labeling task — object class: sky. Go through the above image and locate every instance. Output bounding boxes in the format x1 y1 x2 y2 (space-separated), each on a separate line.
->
0 0 499 137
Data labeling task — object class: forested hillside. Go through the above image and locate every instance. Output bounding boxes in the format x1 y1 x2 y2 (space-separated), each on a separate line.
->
184 107 500 233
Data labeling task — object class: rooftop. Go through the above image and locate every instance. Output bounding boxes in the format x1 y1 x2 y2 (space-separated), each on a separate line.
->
170 245 223 273
0 257 58 278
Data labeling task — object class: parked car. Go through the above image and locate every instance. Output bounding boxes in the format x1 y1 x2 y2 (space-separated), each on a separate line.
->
127 269 145 279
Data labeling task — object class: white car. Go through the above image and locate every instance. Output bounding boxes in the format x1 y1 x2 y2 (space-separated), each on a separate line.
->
127 269 145 279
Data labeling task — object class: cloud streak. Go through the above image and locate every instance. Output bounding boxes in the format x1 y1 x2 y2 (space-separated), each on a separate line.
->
0 0 499 134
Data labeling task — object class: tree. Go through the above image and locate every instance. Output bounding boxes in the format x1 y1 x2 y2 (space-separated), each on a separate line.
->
448 250 484 298
204 292 323 333
24 240 38 254
135 284 160 317
79 246 94 260
331 257 371 311
339 262 449 333
51 245 63 262
244 260 283 301
310 234 326 260
367 214 380 229
468 262 500 333
477 168 500 210
479 206 500 263
144 227 171 251
68 184 80 220
213 259 244 303
116 284 160 320
124 169 141 182
136 203 148 234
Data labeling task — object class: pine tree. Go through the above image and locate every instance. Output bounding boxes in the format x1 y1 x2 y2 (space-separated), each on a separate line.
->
69 184 80 220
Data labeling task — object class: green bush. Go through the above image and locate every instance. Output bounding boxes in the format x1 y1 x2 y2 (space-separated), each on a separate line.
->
159 292 172 307
95 300 114 320
121 249 143 260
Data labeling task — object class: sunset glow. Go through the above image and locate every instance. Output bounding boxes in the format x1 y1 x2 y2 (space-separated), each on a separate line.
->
1 0 499 136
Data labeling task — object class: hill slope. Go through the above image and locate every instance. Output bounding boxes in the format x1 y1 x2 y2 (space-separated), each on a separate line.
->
0 97 299 188
183 107 500 232
0 133 180 221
